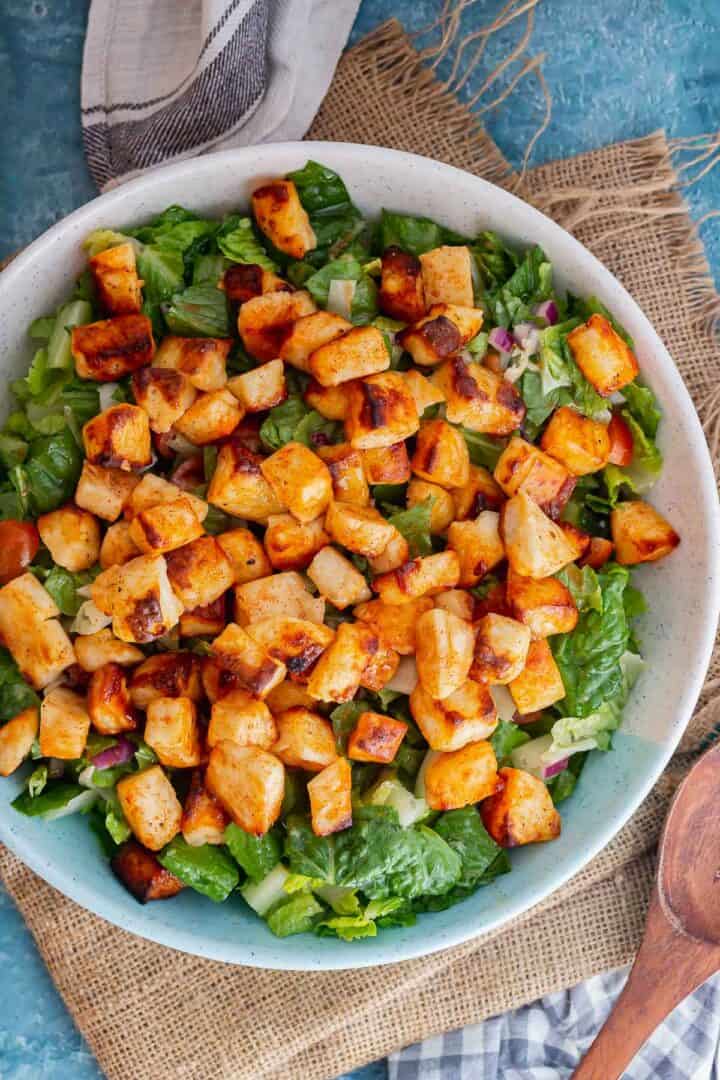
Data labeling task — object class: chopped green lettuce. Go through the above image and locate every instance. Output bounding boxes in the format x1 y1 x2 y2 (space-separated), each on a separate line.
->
162 284 230 337
216 215 279 271
387 497 434 557
224 823 281 883
158 836 239 902
259 395 341 451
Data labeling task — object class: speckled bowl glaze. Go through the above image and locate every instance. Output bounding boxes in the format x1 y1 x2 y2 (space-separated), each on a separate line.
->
0 143 718 970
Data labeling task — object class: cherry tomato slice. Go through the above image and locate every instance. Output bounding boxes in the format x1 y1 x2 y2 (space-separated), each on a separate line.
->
0 520 40 585
607 412 634 466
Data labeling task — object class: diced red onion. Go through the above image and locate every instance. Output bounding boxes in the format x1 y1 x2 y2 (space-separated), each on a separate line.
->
541 757 569 780
534 300 558 326
488 326 514 354
512 322 540 354
92 738 135 771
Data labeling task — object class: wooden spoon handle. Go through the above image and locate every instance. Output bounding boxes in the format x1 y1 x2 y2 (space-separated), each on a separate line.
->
573 888 720 1080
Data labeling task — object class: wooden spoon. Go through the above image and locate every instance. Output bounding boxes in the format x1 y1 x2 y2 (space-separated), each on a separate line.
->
573 741 720 1079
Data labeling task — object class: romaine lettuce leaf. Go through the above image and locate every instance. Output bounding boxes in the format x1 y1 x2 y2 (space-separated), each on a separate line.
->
0 646 39 721
387 497 434 557
162 284 230 337
489 719 531 765
158 836 239 902
259 395 341 451
38 565 99 617
287 160 365 262
216 215 279 271
378 210 467 256
266 893 324 937
433 808 505 890
303 256 378 324
225 823 281 883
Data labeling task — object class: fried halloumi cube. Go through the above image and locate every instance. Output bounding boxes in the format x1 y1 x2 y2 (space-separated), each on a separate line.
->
309 325 389 388
406 480 455 533
207 440 283 521
239 289 316 362
246 616 334 683
117 765 183 850
217 527 272 584
580 536 614 569
306 621 379 703
83 404 152 471
39 686 90 759
447 511 505 587
451 464 504 520
509 638 565 714
433 589 474 621
419 245 474 307
373 550 460 604
131 367 197 433
325 500 395 558
164 535 234 609
124 472 208 524
367 529 410 574
415 608 474 700
471 613 531 685
362 441 411 485
91 554 184 643
540 406 611 476
500 492 577 579
494 436 576 519
411 418 470 488
345 371 419 450
179 594 227 638
432 356 526 435
88 662 138 735
260 442 332 524
100 521 141 569
348 711 407 764
424 740 498 811
265 679 315 713
227 359 286 413
316 443 370 506
308 757 352 836
206 741 285 835
154 335 231 392
88 242 143 315
128 496 205 556
567 314 639 396
37 504 101 573
72 314 154 381
233 571 324 626
181 770 229 846
403 368 445 416
398 303 483 367
73 628 143 672
128 651 202 709
410 679 497 752
307 545 371 609
0 573 75 688
359 639 400 693
611 500 680 565
264 513 328 571
482 767 561 846
353 596 433 654
111 839 184 901
558 521 591 562
252 179 316 259
272 707 337 771
211 623 286 698
507 570 578 638
75 461 140 522
379 246 426 322
219 263 291 305
207 690 276 750
0 707 39 776
303 379 352 420
174 387 243 445
279 311 351 372
144 696 203 768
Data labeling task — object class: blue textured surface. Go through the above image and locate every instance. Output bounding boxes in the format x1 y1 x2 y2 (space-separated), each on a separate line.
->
0 2 718 1078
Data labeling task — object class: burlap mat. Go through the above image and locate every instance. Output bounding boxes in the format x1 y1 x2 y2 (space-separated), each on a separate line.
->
2 19 720 1080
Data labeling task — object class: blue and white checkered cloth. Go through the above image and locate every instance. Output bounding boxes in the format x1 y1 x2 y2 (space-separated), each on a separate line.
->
389 968 720 1078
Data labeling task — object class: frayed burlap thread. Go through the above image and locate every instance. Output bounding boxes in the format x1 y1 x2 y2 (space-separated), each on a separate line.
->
1 19 720 1080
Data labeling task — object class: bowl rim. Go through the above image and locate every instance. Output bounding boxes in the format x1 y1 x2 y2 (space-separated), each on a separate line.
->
1 139 719 970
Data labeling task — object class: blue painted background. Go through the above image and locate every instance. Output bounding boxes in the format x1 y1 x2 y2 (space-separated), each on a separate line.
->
0 1 718 1077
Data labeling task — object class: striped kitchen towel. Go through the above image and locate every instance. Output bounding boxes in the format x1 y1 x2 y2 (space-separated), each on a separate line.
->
81 0 360 190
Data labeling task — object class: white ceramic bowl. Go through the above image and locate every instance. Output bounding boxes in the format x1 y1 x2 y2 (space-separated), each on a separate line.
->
0 142 718 970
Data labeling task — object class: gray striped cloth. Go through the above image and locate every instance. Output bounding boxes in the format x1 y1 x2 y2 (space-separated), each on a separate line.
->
81 0 360 190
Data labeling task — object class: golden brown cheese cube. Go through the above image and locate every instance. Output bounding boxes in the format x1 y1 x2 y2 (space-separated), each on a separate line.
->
411 418 470 489
398 303 483 367
367 529 410 574
580 536 614 570
378 246 426 322
451 464 504 520
239 290 316 362
540 406 611 476
471 613 532 685
403 368 445 416
306 621 378 703
88 662 138 735
345 370 419 450
207 440 283 522
272 707 337 771
128 496 205 556
154 335 231 392
316 443 370 506
359 639 400 693
217 527 271 584
507 570 578 639
264 513 328 571
39 686 90 759
206 741 284 835
208 690 276 750
447 511 505 588
432 356 526 435
179 595 227 638
219 263 291 305
494 436 575 518
279 311 351 373
174 387 243 446
131 367 197 433
348 711 407 764
227 359 286 413
91 554 184 643
100 521 141 569
307 545 371 609
164 535 234 609
211 623 286 698
567 314 639 396
303 379 352 420
252 179 316 259
501 492 577 579
260 441 332 524
129 652 202 709
181 770 229 847
144 696 203 768
265 679 315 713
415 608 474 700
420 245 474 308
88 242 143 315
83 404 152 471
308 756 352 836
481 766 561 846
432 589 474 621
362 441 411 485
424 740 498 811
117 765 183 851
111 839 184 901
72 314 154 381
410 679 497 752
37 504 101 573
75 462 140 523
406 480 455 533
611 500 680 565
325 500 395 558
246 616 334 683
0 573 75 688
558 521 592 563
0 707 39 776
373 550 460 605
509 638 565 714
74 628 143 672
233 570 324 626
309 325 389 388
124 472 208 524
353 596 433 655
